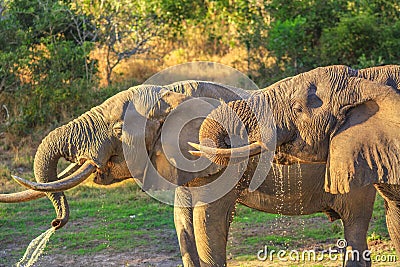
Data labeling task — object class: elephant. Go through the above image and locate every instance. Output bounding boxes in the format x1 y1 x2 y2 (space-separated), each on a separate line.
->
2 65 399 267
97 154 373 267
189 65 400 266
0 80 248 228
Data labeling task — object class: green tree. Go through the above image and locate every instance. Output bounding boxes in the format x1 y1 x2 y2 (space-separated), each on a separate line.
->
267 16 309 75
0 0 98 134
265 0 348 76
320 4 400 68
77 0 164 85
320 14 381 66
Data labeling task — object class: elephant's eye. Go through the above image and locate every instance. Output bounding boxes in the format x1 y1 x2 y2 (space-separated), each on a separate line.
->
293 103 303 114
113 122 123 138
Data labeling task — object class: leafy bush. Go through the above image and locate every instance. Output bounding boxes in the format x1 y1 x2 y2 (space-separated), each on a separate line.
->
0 0 100 135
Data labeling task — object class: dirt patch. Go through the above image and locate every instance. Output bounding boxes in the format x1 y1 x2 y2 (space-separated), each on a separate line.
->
6 241 399 267
34 251 182 267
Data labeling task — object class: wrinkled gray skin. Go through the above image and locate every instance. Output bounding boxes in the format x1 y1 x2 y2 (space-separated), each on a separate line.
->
97 66 399 267
2 66 398 267
0 80 246 228
197 65 400 266
101 159 373 267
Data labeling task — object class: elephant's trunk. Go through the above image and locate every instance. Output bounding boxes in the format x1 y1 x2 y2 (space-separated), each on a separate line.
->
195 96 274 166
32 115 103 229
34 126 72 229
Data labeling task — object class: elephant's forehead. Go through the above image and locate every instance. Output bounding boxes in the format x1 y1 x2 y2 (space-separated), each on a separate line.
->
98 90 135 120
100 88 162 121
103 101 131 121
289 66 356 98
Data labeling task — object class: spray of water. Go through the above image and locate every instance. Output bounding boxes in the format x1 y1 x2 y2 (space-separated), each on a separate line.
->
270 163 306 249
16 227 56 267
296 162 306 242
271 164 290 249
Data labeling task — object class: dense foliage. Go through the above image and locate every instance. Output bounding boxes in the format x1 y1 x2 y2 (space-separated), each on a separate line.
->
0 0 399 136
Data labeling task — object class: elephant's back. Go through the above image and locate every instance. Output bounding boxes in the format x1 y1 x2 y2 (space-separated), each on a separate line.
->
357 65 400 91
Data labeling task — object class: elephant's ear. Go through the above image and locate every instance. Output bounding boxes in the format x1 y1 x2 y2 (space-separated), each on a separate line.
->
325 92 400 194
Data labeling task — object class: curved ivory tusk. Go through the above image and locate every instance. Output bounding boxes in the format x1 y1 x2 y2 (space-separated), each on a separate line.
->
188 141 267 158
188 150 204 157
57 162 79 178
0 163 80 203
12 161 96 192
0 190 46 203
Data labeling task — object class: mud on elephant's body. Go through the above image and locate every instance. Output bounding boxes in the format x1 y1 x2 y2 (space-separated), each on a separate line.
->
193 65 400 266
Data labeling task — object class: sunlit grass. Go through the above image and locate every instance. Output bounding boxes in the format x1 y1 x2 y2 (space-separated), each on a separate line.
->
0 174 395 266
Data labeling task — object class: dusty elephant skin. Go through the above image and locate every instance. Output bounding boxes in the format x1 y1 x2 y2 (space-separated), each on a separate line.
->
91 65 398 267
1 65 398 267
0 80 246 228
194 65 400 266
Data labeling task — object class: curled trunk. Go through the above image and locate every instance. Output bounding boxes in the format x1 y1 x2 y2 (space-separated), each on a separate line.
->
198 96 277 166
32 111 107 229
34 126 71 229
198 100 257 165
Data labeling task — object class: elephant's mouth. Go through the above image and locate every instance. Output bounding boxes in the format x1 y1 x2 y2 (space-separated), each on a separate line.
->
93 168 132 185
189 138 326 166
92 155 134 185
273 151 324 165
276 136 329 165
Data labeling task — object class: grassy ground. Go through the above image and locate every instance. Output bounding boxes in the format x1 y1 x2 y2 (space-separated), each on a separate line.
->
0 168 399 266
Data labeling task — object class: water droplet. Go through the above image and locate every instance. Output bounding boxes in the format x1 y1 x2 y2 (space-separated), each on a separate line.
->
16 227 56 267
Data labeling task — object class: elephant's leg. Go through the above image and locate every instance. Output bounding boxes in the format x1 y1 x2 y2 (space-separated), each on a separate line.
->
174 187 200 267
374 183 400 255
385 199 400 255
335 184 375 267
192 189 238 267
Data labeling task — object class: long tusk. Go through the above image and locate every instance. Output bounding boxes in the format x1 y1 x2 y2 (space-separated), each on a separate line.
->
0 190 45 203
188 141 267 158
0 163 80 203
12 161 96 192
57 162 79 178
188 150 204 157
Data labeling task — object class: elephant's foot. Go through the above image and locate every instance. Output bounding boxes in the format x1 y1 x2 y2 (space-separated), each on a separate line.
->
375 183 400 256
336 185 375 267
192 188 238 267
344 246 371 267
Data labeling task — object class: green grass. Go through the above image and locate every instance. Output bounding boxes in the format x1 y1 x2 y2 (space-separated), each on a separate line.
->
0 175 396 266
0 181 177 265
